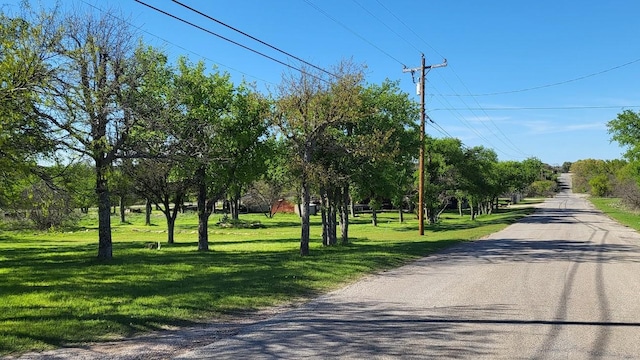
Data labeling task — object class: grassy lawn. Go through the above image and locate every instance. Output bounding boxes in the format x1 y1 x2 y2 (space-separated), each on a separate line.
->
0 205 537 355
588 197 640 231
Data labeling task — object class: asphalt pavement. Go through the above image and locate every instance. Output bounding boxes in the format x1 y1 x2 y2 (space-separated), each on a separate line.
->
177 173 640 359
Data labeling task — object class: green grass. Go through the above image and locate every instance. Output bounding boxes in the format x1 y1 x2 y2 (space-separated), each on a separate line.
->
0 206 537 355
589 197 640 230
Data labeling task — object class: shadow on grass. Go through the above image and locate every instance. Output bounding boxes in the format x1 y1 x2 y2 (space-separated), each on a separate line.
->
392 208 536 233
0 205 539 355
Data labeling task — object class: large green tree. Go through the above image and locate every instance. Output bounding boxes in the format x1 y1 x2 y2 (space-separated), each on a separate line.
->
171 58 235 251
34 6 164 259
274 62 364 255
351 80 419 227
224 84 271 221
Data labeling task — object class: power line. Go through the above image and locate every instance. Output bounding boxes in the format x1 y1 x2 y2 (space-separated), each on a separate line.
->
373 1 528 158
171 0 337 78
78 0 275 86
432 75 531 158
427 84 526 159
443 57 640 97
134 0 327 83
374 0 444 59
302 0 407 67
350 0 421 53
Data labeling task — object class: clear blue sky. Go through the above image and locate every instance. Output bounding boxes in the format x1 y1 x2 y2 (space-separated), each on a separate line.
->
6 0 640 165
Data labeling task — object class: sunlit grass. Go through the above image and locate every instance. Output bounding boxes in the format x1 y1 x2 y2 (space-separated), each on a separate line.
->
0 205 536 355
588 197 640 230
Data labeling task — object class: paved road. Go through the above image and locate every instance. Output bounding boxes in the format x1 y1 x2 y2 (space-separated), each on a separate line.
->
178 174 640 359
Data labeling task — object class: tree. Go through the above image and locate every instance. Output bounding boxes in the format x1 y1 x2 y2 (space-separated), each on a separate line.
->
274 62 364 255
125 158 190 244
171 57 235 251
457 146 498 220
223 84 271 221
570 159 608 193
423 137 466 223
34 6 162 259
109 164 135 223
0 4 59 192
247 138 296 218
351 80 419 227
49 160 95 214
118 45 190 243
608 110 640 161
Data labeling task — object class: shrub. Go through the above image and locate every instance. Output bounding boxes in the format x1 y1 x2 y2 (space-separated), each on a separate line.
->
528 180 558 197
589 174 611 197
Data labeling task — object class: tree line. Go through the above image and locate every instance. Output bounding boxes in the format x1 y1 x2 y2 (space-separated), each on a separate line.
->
0 2 553 260
568 109 640 208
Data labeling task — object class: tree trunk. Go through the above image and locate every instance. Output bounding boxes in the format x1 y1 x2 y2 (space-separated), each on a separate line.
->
340 186 349 244
399 207 404 223
230 190 241 220
96 166 112 260
119 196 126 223
145 198 152 226
372 208 378 227
166 218 175 244
196 167 209 251
320 187 329 246
300 178 310 256
329 195 337 245
470 198 476 220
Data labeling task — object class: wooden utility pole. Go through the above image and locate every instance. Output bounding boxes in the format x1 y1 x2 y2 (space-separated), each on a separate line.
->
403 54 447 235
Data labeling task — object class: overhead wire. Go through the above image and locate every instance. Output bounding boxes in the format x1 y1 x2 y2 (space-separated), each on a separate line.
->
442 57 640 97
374 0 444 59
77 0 275 86
170 0 337 78
433 73 531 157
134 0 328 83
365 1 527 158
372 1 530 157
302 0 407 68
350 0 421 53
427 83 523 159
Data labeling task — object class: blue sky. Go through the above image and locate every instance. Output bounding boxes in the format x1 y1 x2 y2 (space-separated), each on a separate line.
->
6 0 640 165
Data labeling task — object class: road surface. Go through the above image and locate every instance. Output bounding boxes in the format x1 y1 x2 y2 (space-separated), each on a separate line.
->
178 174 640 359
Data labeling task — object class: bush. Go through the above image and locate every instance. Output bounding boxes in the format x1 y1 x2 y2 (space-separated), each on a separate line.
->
589 174 611 197
528 180 558 197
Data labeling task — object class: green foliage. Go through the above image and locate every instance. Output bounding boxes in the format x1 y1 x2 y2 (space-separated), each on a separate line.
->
352 80 419 206
0 206 536 355
608 109 640 161
570 159 627 194
0 7 58 171
527 180 558 197
589 174 611 197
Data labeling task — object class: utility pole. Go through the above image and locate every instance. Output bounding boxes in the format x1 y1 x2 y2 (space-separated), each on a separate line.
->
403 54 447 235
